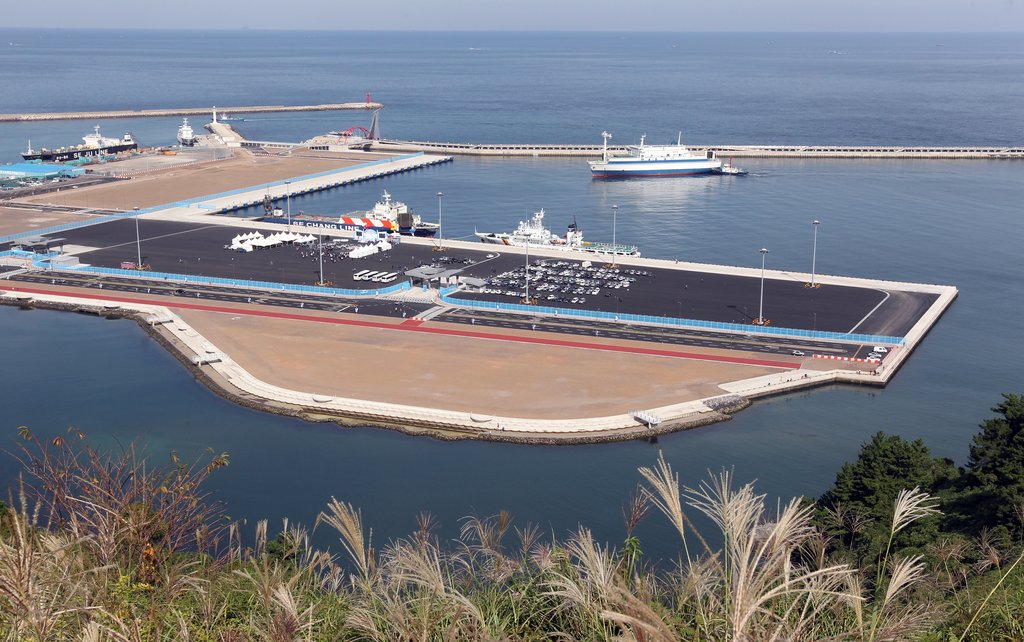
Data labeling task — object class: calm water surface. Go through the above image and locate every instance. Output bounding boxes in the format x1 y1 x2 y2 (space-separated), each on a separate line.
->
1 30 1022 559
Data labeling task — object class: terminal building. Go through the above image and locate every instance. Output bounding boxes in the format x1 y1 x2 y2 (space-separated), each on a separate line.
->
0 163 86 180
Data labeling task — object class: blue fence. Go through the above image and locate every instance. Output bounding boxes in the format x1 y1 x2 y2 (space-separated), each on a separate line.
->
0 152 431 245
440 287 906 345
27 253 412 298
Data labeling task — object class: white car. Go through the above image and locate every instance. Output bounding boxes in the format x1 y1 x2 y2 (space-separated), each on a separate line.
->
791 350 806 356
873 346 889 353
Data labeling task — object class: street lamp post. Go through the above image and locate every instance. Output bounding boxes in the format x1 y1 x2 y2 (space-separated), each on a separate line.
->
133 206 141 267
285 181 292 231
810 219 820 287
318 231 324 285
436 191 444 250
757 247 769 325
611 204 618 267
524 242 530 303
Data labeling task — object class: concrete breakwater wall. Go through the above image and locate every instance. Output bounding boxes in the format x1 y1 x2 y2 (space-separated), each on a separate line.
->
370 140 1024 159
0 103 383 123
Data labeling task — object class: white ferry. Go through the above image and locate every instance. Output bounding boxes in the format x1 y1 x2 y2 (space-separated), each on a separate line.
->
588 131 722 177
475 209 640 256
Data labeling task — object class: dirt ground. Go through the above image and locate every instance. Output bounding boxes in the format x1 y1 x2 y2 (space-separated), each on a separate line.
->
175 308 780 419
0 205 101 237
19 153 368 211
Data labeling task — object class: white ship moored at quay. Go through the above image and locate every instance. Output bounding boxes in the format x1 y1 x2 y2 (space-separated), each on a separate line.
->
21 125 137 162
475 209 640 256
588 131 722 177
260 191 439 237
177 118 197 146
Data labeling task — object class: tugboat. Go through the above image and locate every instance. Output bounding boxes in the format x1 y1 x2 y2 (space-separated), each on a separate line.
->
22 125 137 162
476 209 640 256
716 158 748 175
176 118 197 146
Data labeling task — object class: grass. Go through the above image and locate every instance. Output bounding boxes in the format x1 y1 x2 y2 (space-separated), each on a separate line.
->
1 432 1021 641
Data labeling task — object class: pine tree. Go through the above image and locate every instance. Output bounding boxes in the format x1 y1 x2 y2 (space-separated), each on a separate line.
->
961 394 1024 534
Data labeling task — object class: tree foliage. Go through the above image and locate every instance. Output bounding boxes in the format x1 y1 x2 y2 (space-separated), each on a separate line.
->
955 394 1024 536
819 431 958 557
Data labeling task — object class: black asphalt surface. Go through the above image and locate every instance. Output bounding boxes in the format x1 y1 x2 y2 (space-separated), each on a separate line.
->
6 270 868 358
48 218 936 336
8 271 432 319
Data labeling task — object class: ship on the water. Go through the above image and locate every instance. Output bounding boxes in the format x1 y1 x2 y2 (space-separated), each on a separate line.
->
177 118 197 146
588 130 722 178
475 209 640 256
260 191 439 237
21 125 137 162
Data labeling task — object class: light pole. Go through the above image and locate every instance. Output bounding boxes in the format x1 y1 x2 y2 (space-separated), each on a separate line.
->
524 242 530 304
285 180 292 231
757 247 769 325
810 219 820 287
611 204 618 267
318 231 324 285
133 206 141 268
436 191 444 250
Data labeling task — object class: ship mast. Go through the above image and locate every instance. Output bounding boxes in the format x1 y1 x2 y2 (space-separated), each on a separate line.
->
601 130 612 162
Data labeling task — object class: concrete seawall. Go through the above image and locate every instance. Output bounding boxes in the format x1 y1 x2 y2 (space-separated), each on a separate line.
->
0 103 383 123
369 140 1024 160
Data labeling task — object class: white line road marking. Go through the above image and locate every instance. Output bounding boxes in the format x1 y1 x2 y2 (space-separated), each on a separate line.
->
847 289 890 334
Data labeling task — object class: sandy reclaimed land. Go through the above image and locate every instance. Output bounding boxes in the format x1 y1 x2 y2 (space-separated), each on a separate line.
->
0 205 102 237
19 153 369 211
174 308 781 419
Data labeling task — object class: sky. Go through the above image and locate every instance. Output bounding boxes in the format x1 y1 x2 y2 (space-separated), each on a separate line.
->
2 0 1022 31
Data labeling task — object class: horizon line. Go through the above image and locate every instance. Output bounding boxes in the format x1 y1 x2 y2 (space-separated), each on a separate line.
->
2 27 1023 34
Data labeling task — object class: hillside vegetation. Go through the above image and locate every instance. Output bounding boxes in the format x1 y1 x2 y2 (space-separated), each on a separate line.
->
2 394 1023 641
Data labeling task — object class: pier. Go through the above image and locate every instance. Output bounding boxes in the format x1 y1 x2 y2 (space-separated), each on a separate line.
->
369 139 1024 160
0 102 383 123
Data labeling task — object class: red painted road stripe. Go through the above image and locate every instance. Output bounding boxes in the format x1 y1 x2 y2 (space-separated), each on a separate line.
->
4 285 794 369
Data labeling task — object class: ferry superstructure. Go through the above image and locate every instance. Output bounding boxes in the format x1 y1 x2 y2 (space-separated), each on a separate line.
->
588 131 722 177
476 209 640 256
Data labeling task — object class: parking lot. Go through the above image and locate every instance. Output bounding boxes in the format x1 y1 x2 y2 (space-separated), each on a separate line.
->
31 217 937 336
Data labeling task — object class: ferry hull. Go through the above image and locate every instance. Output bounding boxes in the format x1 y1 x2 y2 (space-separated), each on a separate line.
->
589 160 722 178
22 142 137 163
261 216 436 237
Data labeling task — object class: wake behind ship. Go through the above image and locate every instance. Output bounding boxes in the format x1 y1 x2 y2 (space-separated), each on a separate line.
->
588 131 722 177
22 125 137 162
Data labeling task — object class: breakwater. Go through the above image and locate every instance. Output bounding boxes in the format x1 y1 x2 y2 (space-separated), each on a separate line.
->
0 103 383 123
369 139 1024 159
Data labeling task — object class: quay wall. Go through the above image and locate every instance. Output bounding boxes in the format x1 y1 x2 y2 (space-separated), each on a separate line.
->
369 140 1024 159
0 103 383 123
0 153 452 244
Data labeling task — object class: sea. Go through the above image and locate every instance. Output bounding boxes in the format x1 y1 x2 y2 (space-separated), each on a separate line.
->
1 30 1023 560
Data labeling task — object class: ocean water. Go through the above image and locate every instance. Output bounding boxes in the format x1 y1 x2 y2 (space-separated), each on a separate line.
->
1 30 1023 559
